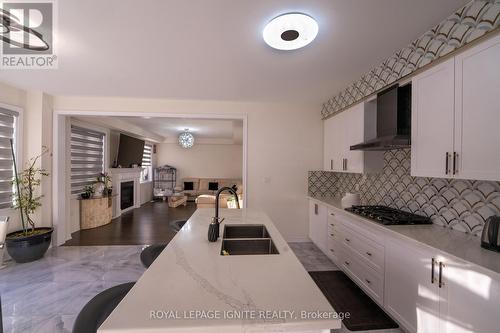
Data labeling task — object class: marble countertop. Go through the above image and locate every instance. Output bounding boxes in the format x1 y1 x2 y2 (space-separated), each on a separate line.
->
308 196 500 277
99 208 341 333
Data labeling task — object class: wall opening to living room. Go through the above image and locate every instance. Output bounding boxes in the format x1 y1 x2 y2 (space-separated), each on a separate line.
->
53 112 247 246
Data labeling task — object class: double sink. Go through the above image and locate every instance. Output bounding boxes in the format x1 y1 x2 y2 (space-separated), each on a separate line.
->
220 224 279 256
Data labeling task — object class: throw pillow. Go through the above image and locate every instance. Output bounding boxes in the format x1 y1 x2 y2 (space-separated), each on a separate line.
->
184 182 194 191
208 182 219 191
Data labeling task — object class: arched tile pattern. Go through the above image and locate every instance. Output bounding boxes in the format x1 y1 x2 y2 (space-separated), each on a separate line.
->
308 149 500 236
321 0 500 119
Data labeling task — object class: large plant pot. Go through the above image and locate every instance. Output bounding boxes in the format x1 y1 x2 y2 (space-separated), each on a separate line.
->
5 227 53 263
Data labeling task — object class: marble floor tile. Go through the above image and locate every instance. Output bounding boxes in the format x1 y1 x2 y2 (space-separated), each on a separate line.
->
0 245 145 333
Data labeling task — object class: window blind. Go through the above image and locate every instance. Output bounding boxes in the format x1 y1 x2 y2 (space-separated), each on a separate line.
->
0 108 18 209
70 125 105 194
142 143 152 166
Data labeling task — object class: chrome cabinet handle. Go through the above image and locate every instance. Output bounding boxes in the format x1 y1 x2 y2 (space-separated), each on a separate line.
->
439 261 445 288
330 159 333 170
445 152 449 175
345 158 348 171
431 257 436 284
314 204 318 215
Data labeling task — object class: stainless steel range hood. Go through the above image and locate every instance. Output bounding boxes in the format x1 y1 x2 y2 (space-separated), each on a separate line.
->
350 84 411 151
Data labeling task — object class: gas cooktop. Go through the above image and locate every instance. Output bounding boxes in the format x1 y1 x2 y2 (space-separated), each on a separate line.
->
345 205 432 225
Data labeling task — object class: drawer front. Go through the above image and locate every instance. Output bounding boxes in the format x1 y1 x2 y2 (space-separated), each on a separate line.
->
342 227 384 273
342 250 384 304
326 240 342 264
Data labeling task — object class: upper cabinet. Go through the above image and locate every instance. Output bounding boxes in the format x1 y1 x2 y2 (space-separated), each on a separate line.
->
411 33 500 181
323 101 383 174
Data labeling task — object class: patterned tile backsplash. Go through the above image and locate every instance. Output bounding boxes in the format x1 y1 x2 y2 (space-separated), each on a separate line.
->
321 0 500 119
308 149 500 236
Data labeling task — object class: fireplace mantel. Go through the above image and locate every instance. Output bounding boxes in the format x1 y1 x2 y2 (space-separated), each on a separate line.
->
109 168 142 217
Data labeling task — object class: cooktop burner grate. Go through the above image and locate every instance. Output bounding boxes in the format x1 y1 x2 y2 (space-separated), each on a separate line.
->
345 205 432 225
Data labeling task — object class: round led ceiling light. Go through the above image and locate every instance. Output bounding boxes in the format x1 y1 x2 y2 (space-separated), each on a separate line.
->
263 13 318 50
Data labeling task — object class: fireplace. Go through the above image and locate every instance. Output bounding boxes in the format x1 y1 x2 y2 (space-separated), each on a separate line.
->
121 181 134 210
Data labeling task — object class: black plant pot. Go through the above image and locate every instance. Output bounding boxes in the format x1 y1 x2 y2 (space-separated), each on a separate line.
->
5 227 54 263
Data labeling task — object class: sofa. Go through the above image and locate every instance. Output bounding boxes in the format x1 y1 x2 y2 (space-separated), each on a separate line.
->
176 178 243 201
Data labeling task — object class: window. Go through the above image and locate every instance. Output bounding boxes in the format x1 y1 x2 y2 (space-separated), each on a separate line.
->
70 125 105 194
0 108 18 209
141 143 152 182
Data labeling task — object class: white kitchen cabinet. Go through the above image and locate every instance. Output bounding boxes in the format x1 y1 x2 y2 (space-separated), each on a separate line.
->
411 57 455 179
439 255 500 333
385 237 441 333
308 200 327 252
411 33 500 181
323 101 383 174
325 209 343 264
454 34 500 181
323 112 346 172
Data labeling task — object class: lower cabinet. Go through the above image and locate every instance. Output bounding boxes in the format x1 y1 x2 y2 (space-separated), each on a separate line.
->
438 255 500 333
385 237 500 333
308 199 327 253
308 199 500 333
385 237 441 333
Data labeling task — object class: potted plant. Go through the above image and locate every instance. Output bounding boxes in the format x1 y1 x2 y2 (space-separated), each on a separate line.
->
80 185 94 199
5 141 53 263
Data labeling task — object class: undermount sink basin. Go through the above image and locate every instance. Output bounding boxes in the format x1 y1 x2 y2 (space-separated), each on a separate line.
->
222 224 270 239
220 224 279 255
221 239 279 255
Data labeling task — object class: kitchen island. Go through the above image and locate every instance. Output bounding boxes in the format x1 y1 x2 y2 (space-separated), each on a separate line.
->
98 208 341 333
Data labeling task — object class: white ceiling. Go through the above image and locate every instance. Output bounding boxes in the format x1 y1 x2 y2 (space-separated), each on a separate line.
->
0 0 467 104
74 116 244 144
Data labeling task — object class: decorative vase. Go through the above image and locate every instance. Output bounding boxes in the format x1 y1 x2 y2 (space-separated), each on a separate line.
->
341 193 361 208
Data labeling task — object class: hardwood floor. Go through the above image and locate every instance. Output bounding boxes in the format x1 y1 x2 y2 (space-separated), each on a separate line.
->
64 201 197 246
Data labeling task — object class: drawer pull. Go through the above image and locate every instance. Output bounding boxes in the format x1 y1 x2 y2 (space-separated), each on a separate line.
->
330 213 335 216
365 279 371 284
345 238 350 242
330 233 334 237
366 252 372 256
329 223 335 227
329 249 335 253
344 261 350 266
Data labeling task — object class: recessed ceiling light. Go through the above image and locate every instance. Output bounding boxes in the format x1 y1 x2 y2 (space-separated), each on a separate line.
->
263 13 318 50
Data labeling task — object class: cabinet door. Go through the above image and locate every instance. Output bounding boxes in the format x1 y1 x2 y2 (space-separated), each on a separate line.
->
385 238 440 333
309 200 320 244
454 34 500 181
345 103 365 173
323 117 335 171
439 255 500 333
308 200 327 251
411 57 455 179
324 113 345 172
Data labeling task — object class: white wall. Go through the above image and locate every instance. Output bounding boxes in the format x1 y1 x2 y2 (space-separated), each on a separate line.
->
53 96 323 242
157 143 242 183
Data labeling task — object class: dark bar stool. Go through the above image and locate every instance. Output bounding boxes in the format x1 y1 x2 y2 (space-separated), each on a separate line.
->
73 282 134 333
140 244 167 268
